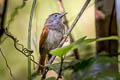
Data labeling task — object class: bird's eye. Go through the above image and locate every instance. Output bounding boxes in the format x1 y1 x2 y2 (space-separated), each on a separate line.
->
55 15 57 17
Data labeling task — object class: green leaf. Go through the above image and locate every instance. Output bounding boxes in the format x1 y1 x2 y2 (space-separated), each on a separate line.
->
83 36 118 44
50 36 87 57
50 36 118 57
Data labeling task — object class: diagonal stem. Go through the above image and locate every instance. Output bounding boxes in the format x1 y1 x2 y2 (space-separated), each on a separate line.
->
42 0 91 79
57 0 79 59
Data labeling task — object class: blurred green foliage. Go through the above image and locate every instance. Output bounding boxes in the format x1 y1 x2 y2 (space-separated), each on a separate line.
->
47 36 119 80
47 55 120 80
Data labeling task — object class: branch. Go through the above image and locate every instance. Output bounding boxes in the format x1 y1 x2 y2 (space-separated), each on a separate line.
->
51 0 91 66
42 0 91 79
57 0 79 59
0 48 15 80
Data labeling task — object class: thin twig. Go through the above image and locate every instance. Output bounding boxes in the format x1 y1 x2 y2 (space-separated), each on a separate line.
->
27 0 36 79
57 0 79 59
4 29 45 68
56 57 64 80
0 48 15 80
42 0 91 79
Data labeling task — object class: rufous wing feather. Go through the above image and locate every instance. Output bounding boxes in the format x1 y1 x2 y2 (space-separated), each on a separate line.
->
36 25 49 73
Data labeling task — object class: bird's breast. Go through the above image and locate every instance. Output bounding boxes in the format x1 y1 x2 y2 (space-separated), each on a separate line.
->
43 29 63 51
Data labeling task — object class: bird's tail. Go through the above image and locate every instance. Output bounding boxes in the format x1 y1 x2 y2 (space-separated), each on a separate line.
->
36 49 47 73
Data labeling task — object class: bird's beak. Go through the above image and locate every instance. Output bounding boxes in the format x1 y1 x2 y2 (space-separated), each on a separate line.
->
60 12 67 18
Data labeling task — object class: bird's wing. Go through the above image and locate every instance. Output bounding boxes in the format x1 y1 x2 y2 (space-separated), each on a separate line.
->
37 25 49 73
39 25 49 50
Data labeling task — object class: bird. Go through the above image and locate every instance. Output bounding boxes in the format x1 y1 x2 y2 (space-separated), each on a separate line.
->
36 12 67 73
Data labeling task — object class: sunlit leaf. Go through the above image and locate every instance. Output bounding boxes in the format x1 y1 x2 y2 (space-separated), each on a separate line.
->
50 36 87 57
50 36 118 57
82 36 118 44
